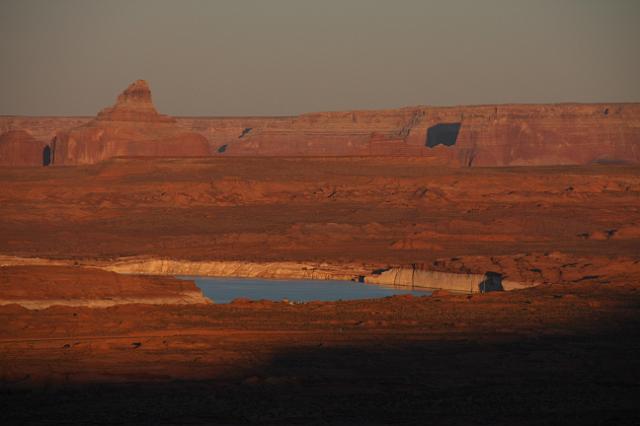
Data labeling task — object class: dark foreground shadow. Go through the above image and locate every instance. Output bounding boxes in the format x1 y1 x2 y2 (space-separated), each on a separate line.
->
2 327 640 425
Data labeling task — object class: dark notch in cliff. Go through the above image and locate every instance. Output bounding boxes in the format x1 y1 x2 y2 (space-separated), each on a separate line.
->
426 123 461 148
42 145 51 166
479 272 504 293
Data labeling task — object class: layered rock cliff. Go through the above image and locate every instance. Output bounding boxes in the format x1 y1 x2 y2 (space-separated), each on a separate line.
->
0 130 48 166
196 104 640 166
50 80 211 165
1 86 638 166
0 116 89 143
363 267 531 293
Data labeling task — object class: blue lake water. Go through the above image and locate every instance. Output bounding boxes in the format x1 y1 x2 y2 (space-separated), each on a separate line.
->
178 276 431 304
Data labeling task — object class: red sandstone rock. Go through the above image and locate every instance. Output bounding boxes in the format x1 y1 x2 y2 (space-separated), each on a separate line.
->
0 130 47 166
51 80 210 165
203 104 640 166
95 80 174 123
1 96 638 166
0 116 89 143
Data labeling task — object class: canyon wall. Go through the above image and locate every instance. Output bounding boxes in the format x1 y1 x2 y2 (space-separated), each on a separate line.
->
0 82 638 166
0 130 48 166
181 104 640 166
0 117 89 144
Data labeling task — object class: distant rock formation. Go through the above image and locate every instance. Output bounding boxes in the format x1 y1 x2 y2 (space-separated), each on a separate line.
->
51 80 210 165
191 104 640 166
1 89 638 166
0 117 89 144
95 79 174 123
0 130 48 167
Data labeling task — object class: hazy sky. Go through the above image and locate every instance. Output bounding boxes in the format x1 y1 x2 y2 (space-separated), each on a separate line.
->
1 0 639 116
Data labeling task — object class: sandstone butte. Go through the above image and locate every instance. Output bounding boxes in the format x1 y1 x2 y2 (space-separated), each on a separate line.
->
0 79 639 166
42 80 210 165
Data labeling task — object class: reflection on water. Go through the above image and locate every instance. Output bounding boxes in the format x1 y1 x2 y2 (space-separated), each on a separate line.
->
178 276 431 304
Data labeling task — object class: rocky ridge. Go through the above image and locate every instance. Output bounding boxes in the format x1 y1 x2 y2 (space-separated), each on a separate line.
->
1 98 638 166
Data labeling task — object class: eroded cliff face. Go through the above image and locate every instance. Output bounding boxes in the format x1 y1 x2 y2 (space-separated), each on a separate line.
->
197 104 640 166
363 268 530 293
0 117 89 144
50 80 211 165
1 97 638 166
0 130 48 167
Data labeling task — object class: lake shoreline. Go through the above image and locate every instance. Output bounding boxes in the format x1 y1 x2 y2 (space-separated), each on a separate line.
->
0 255 535 294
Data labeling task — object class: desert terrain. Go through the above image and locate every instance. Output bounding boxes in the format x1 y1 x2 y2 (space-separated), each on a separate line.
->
1 81 639 424
2 158 639 424
2 271 639 424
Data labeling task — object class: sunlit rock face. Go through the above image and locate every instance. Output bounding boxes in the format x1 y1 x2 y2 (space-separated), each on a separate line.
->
94 80 174 123
52 80 211 165
199 104 640 166
0 130 48 167
2 98 639 166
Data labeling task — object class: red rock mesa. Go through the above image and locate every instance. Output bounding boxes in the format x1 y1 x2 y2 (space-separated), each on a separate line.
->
49 80 211 165
0 80 638 166
191 104 640 166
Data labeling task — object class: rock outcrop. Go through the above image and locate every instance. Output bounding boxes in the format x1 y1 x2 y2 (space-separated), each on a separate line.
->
0 130 48 167
363 267 531 293
195 104 640 166
1 97 638 166
51 80 210 165
0 265 210 309
0 117 89 145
